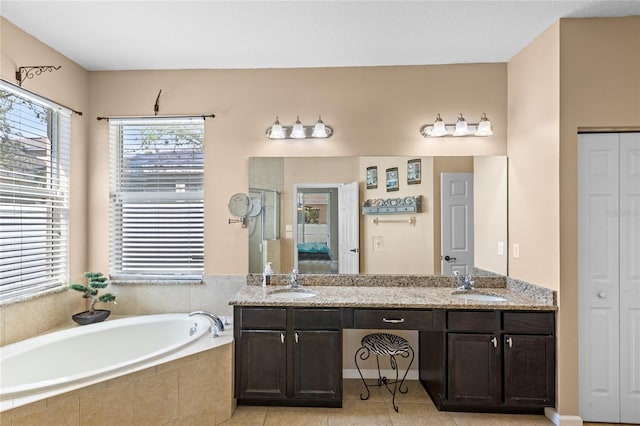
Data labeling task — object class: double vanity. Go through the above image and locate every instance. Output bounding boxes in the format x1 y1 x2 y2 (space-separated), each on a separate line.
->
229 274 556 414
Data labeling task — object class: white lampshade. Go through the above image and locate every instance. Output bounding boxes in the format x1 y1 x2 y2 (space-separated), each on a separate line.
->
311 116 328 138
474 113 493 136
453 113 470 136
268 117 285 139
290 116 306 139
428 113 448 137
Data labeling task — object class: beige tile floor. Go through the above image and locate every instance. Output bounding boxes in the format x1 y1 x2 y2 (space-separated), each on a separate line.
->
220 379 556 425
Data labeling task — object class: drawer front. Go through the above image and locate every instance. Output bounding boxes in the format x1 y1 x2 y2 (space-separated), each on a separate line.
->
503 311 555 334
353 309 432 330
447 311 497 332
293 308 341 330
240 307 287 329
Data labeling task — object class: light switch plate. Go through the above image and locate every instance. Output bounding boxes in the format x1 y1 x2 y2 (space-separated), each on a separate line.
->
373 236 384 251
513 243 520 259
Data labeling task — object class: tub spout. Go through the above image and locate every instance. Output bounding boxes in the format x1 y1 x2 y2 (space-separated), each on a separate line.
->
189 311 224 337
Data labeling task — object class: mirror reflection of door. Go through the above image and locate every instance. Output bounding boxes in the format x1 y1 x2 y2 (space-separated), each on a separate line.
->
441 173 474 275
293 183 359 274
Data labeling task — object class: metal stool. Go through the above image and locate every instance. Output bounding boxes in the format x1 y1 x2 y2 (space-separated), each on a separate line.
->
354 332 415 412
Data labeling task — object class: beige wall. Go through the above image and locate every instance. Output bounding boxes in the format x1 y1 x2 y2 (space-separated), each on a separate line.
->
507 21 561 289
557 17 640 417
360 156 434 274
0 18 89 344
87 65 508 275
474 156 508 275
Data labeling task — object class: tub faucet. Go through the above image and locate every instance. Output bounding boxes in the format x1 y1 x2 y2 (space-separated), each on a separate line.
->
289 269 299 288
189 311 224 337
454 271 475 291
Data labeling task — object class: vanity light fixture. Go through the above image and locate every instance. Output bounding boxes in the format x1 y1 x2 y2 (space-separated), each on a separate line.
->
420 113 493 138
266 115 333 140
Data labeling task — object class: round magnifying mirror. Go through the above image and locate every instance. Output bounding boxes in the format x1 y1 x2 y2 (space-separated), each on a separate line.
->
248 196 262 217
228 193 251 217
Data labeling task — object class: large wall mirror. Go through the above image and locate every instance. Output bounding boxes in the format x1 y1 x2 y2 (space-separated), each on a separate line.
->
248 156 507 276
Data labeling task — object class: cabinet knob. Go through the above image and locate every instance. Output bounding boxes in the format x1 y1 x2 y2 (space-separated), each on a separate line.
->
506 336 513 348
597 291 606 298
280 333 285 344
295 332 299 343
491 336 498 348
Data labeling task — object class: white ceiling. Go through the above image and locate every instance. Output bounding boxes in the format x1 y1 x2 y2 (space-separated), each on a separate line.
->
2 1 639 71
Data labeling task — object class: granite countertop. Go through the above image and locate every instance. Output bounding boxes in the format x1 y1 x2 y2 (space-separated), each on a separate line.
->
228 283 557 311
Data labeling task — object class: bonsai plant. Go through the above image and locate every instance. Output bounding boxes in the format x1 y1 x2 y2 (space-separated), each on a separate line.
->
69 272 117 325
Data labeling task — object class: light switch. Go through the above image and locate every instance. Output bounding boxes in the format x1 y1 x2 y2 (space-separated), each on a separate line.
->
373 236 384 251
497 241 504 256
513 243 520 259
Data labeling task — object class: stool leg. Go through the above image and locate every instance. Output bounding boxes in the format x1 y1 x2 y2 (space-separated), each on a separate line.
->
390 355 400 412
397 346 415 395
375 355 384 386
354 346 371 401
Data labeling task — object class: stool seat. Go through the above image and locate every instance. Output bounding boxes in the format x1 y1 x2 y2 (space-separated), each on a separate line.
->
361 333 411 357
354 332 415 412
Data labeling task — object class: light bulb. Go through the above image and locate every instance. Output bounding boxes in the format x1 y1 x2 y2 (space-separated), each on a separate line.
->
428 113 448 137
474 113 493 136
453 113 470 136
268 117 285 139
290 116 306 139
311 116 328 138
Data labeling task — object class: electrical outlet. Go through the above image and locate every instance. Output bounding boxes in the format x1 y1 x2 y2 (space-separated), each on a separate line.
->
373 236 384 251
497 241 504 256
513 243 520 259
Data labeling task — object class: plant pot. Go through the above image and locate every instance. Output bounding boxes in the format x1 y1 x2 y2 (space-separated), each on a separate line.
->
72 309 110 325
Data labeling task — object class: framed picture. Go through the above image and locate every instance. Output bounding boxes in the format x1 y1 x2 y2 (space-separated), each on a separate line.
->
386 167 399 192
366 166 378 189
407 158 421 185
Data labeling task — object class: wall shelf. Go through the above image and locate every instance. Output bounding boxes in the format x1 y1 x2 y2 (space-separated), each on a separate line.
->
362 196 422 215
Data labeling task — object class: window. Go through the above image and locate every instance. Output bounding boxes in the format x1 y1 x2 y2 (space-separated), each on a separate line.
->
109 118 204 280
0 82 71 302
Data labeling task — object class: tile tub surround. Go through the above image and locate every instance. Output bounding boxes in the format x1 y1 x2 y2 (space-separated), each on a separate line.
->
233 275 556 310
1 340 235 425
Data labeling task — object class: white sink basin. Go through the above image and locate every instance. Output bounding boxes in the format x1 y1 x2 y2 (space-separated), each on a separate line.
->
268 288 317 299
454 292 507 302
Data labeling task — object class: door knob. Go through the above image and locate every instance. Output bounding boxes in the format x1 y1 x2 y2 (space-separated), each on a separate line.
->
597 291 606 298
444 255 457 262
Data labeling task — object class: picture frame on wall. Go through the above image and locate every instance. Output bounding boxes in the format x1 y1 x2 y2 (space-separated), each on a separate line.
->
366 166 378 189
386 167 399 192
407 158 421 185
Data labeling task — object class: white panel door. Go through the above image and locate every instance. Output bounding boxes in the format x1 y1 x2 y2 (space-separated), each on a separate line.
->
619 132 640 424
441 173 474 275
578 133 621 422
338 181 359 274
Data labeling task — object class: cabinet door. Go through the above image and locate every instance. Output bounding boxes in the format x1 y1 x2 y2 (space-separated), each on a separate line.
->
447 333 500 405
293 330 342 400
237 329 287 400
504 334 555 406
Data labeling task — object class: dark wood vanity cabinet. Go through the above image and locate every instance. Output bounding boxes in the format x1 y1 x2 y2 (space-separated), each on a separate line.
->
235 306 342 407
421 310 555 413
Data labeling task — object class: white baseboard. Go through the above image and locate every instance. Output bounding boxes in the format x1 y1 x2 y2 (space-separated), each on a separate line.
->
343 368 419 381
545 407 583 426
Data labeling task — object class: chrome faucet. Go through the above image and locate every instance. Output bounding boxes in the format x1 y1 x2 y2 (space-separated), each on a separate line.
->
289 269 300 288
189 310 224 337
454 271 475 291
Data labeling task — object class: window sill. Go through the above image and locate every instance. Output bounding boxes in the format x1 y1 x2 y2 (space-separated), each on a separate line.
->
0 285 68 307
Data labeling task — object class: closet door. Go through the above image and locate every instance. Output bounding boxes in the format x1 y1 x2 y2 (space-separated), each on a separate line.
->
619 132 640 424
578 133 620 422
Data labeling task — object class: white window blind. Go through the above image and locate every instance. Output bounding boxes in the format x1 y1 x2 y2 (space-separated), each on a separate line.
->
0 82 71 302
109 118 204 280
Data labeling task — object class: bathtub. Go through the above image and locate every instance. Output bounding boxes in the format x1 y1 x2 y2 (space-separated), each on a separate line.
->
0 313 234 415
